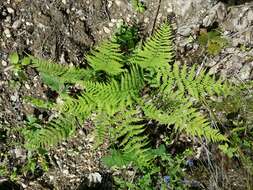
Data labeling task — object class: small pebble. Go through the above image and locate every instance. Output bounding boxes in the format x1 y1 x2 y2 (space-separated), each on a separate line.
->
25 22 33 26
2 60 8 67
103 26 110 34
111 18 117 23
108 0 113 8
115 0 121 6
239 64 251 80
144 17 149 23
87 172 102 183
49 175 54 182
10 95 18 102
5 16 11 23
24 83 30 90
4 28 11 38
7 7 15 14
12 19 22 29
62 169 69 175
108 22 114 27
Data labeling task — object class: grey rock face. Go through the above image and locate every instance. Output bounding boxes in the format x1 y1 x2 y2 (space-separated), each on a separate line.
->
208 48 253 81
202 2 227 27
222 3 253 32
221 3 253 45
167 0 218 36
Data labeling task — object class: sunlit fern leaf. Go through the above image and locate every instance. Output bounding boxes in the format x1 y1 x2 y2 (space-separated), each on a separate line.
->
131 23 174 69
86 40 124 75
61 67 94 84
159 63 231 100
40 72 65 92
23 115 76 150
60 94 95 120
30 56 67 75
142 102 227 142
102 149 134 167
30 56 93 85
92 113 111 148
92 110 153 169
24 96 54 110
82 64 144 114
107 110 153 169
59 65 144 121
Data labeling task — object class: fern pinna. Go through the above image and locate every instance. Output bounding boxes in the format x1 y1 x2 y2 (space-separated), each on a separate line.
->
22 23 232 188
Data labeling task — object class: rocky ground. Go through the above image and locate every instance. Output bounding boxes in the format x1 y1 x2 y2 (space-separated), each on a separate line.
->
1 0 253 189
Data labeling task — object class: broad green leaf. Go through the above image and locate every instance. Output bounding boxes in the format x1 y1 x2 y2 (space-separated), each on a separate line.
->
9 52 19 64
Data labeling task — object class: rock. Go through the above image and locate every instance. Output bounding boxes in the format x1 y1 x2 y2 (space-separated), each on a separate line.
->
24 83 30 90
2 60 7 67
5 16 11 23
103 26 110 34
12 19 22 29
10 95 18 102
169 0 223 36
6 7 14 14
72 20 93 45
169 0 215 23
108 22 114 27
87 172 102 184
115 0 122 7
49 175 54 182
203 2 227 27
108 1 113 8
144 17 149 23
239 64 252 80
177 24 196 36
220 3 253 44
207 49 253 81
3 28 11 38
62 169 69 175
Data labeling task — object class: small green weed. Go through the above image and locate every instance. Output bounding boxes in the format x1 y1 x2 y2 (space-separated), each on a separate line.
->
9 52 30 77
198 29 228 56
130 0 146 13
114 23 140 54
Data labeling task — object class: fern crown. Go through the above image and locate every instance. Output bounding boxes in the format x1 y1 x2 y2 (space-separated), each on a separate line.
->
23 23 230 154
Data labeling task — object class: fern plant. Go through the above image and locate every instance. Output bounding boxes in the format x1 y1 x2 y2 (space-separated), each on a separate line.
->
18 22 234 188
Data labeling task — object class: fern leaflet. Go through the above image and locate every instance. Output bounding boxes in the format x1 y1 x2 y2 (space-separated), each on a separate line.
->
86 40 124 75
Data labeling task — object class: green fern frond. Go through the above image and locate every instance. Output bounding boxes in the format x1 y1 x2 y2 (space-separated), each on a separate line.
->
92 65 144 113
131 23 174 69
86 40 124 75
58 94 95 121
107 110 153 169
160 63 231 100
64 65 144 116
23 115 76 150
40 72 65 92
92 113 111 148
142 102 227 142
102 149 135 167
30 56 93 85
24 96 54 110
30 56 68 75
